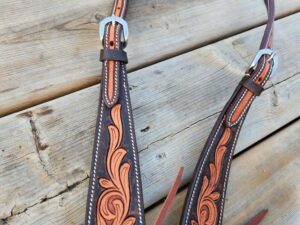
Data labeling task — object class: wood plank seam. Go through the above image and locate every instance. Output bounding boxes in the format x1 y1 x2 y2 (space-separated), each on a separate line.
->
139 72 300 153
1 71 298 221
1 10 300 117
3 118 299 224
145 118 300 224
0 12 299 220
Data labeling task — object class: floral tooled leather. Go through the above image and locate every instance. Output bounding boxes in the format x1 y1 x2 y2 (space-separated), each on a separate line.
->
191 128 231 225
85 1 146 224
96 104 136 225
178 1 276 225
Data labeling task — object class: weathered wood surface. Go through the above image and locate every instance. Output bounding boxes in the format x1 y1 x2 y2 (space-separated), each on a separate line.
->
0 13 299 222
3 117 299 225
146 119 300 225
0 0 300 116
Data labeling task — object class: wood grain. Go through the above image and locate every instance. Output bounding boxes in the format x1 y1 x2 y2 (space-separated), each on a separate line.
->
0 14 299 220
3 117 299 225
0 0 300 116
145 119 300 225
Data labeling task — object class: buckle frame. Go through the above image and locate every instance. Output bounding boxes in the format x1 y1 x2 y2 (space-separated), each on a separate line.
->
247 48 279 78
99 15 129 48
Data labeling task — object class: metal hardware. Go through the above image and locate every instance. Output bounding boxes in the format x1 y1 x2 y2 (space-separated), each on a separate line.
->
247 48 279 78
99 15 129 48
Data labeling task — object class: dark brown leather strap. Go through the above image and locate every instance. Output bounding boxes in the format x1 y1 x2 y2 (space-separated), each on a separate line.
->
179 1 277 225
101 0 129 108
240 76 264 96
84 1 146 225
85 1 184 224
100 49 128 63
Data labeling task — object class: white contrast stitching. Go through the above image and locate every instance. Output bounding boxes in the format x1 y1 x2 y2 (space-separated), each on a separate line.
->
184 59 272 224
87 24 109 225
184 118 225 225
122 65 144 225
227 58 267 127
218 121 243 225
113 0 126 18
103 25 119 107
227 59 273 128
87 2 127 224
87 102 104 225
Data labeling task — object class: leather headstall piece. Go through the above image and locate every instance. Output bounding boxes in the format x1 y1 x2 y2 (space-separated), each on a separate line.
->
179 0 278 225
84 1 184 225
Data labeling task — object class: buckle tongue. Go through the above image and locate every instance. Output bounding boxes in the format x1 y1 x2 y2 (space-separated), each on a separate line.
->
99 15 129 48
247 48 279 78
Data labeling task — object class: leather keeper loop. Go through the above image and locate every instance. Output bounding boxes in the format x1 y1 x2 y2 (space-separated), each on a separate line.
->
100 49 128 63
240 76 264 96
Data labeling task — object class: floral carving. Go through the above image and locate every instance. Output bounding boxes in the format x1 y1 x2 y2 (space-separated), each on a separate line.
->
97 104 136 225
192 128 231 225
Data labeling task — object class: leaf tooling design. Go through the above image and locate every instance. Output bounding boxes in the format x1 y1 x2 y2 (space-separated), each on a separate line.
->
192 128 231 225
97 104 136 225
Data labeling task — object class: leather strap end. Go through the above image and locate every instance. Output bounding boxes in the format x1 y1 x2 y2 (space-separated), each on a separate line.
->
100 49 128 64
246 209 268 225
240 76 264 96
153 167 184 225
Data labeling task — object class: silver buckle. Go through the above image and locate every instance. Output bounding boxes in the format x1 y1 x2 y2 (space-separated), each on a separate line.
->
247 48 279 78
99 15 129 48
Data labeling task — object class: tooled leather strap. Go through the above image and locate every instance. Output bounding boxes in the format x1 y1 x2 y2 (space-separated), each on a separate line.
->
84 0 146 224
85 1 184 225
101 0 129 108
180 1 277 225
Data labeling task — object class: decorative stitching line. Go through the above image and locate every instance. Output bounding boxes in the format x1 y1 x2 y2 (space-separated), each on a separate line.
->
254 58 267 80
87 102 104 225
184 118 225 225
217 59 273 224
113 0 125 17
103 25 119 107
262 64 273 86
185 3 274 223
218 121 243 225
86 2 127 224
122 64 144 225
228 59 273 128
227 58 267 127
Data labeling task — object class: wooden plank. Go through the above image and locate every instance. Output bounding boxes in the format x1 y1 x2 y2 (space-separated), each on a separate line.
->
0 14 300 219
0 0 300 116
146 119 300 225
4 118 300 225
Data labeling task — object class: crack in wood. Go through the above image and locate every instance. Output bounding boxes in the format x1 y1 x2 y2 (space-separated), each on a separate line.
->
0 176 89 222
139 110 221 153
29 118 49 151
139 70 300 154
28 117 50 177
1 71 299 223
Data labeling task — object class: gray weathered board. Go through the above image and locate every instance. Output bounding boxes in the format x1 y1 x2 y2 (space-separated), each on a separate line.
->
146 120 300 225
0 0 299 224
0 0 300 116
